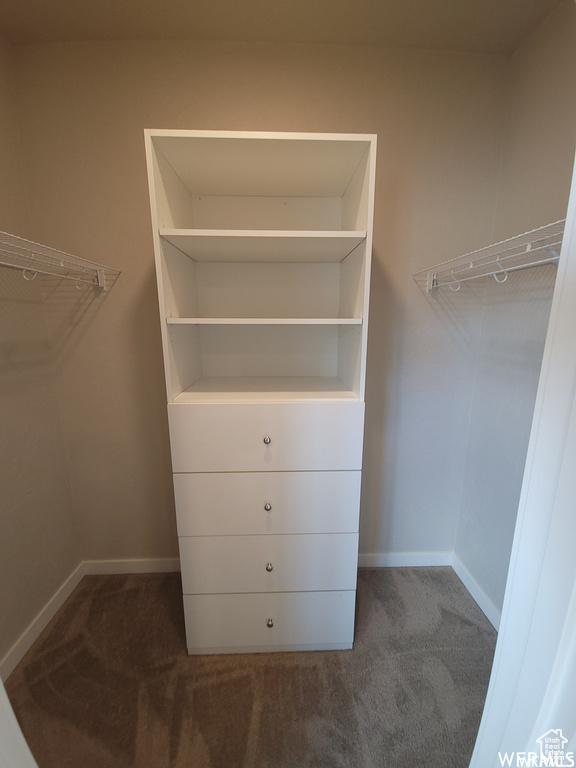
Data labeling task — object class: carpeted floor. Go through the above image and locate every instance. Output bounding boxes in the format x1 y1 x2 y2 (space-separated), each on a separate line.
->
6 568 496 768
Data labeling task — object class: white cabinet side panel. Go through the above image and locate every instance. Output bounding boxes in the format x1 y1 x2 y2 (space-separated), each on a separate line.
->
151 144 195 229
161 240 199 318
339 245 366 320
167 325 203 399
341 146 372 231
337 325 363 395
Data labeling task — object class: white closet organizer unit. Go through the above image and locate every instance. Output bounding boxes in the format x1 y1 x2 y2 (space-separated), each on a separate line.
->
145 129 377 654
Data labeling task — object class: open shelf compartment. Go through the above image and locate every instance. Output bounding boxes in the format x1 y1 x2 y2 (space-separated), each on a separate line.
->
159 238 367 321
146 130 375 405
150 131 372 232
164 322 364 403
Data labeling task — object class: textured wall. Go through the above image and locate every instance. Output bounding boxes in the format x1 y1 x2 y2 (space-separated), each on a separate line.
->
453 0 576 615
5 14 572 658
0 39 80 663
0 39 28 234
12 40 506 565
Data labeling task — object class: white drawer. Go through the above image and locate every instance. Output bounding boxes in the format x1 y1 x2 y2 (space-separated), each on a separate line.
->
179 533 358 594
168 402 365 472
174 471 361 536
183 590 356 653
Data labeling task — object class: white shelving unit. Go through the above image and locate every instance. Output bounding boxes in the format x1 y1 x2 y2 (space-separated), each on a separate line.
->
0 230 120 290
145 129 377 654
413 219 565 293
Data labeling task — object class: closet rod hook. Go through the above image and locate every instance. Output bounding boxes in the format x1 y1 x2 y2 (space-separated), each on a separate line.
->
449 271 461 291
493 260 508 283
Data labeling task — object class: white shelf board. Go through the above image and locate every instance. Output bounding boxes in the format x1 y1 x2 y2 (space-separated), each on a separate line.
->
150 132 373 197
161 230 366 263
171 376 360 404
166 317 362 325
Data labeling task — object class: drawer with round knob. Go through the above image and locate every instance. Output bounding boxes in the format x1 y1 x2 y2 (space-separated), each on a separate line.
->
167 402 365 472
182 590 356 653
179 533 359 595
173 470 361 536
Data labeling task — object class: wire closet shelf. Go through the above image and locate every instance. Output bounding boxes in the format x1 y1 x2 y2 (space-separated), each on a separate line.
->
0 231 120 291
413 219 565 294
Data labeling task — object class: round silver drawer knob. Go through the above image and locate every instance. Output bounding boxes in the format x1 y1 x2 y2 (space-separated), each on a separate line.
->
263 436 271 445
267 619 274 628
264 502 272 512
265 562 273 572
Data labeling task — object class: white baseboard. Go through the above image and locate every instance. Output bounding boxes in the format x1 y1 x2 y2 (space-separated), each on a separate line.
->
358 551 453 568
0 557 180 681
0 562 86 682
451 553 501 630
358 550 500 630
2 552 497 680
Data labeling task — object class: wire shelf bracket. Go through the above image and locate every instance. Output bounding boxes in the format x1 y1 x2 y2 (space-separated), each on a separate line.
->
413 219 565 294
0 231 120 291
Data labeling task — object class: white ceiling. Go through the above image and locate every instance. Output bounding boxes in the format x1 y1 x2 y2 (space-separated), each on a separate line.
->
0 0 563 53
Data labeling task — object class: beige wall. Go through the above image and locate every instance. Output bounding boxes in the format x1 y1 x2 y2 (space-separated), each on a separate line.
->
0 40 28 233
12 41 507 569
494 0 576 239
454 0 576 615
0 39 80 661
4 12 570 658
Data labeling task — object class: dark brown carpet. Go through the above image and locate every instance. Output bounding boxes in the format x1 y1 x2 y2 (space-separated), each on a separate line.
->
6 567 496 768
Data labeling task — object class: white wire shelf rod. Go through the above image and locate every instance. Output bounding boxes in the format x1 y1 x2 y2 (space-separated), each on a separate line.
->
416 219 565 276
0 231 107 267
0 240 101 273
0 258 108 288
416 237 563 286
455 241 561 276
430 255 559 291
0 244 104 277
449 238 562 271
0 231 120 290
430 241 562 282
